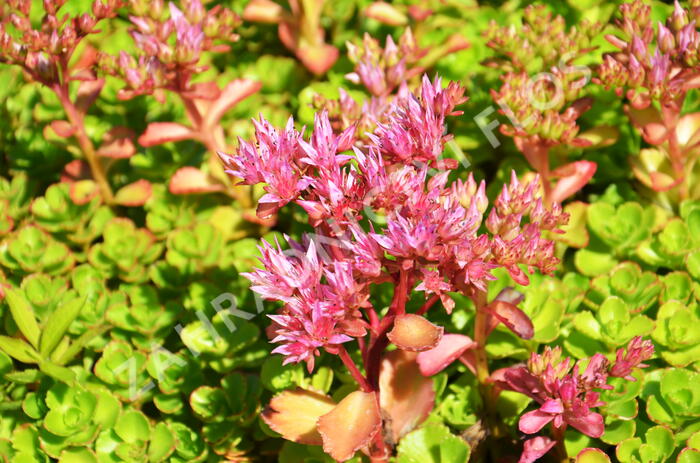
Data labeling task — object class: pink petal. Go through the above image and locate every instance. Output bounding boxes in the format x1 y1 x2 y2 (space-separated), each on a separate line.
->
540 399 564 414
519 436 557 463
564 410 605 438
519 409 554 434
416 334 476 376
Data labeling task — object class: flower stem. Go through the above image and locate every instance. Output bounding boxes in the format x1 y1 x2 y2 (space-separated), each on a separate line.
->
54 84 114 204
551 425 568 463
472 289 502 438
416 294 439 316
338 345 371 392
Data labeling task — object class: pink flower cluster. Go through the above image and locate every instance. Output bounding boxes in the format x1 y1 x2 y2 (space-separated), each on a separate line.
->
600 0 700 108
100 0 238 99
221 75 569 371
315 29 433 139
496 338 654 462
0 0 122 85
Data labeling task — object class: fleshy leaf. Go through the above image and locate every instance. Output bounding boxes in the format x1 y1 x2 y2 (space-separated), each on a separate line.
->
204 79 262 129
387 314 444 352
379 350 434 442
114 180 153 207
261 388 335 445
550 161 597 204
416 334 475 376
484 301 534 339
317 390 381 461
169 167 224 195
138 122 195 147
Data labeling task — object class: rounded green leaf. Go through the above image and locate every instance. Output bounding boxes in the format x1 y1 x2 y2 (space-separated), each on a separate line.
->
575 448 611 463
114 410 150 444
396 424 470 463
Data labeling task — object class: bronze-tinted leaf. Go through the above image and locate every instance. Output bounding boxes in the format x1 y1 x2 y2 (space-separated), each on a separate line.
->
379 350 434 442
261 388 336 446
317 390 382 461
387 314 443 352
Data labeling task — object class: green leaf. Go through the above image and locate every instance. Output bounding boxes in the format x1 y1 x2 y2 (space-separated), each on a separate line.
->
0 335 39 363
40 297 84 357
678 448 700 463
5 288 40 349
396 424 471 463
114 410 151 444
575 448 610 463
39 360 75 383
148 422 175 462
58 448 97 463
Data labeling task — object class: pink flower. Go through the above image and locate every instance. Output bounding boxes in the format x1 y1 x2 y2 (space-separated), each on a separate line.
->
372 75 467 165
519 436 556 463
498 348 608 439
609 336 655 381
269 299 353 373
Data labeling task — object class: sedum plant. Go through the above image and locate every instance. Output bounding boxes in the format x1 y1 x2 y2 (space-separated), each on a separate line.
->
101 0 263 211
598 0 700 206
215 73 647 462
0 0 154 207
484 4 612 205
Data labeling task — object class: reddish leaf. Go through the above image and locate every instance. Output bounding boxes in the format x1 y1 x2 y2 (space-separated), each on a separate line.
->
75 79 105 114
676 112 700 146
114 180 153 206
69 180 99 205
204 79 262 129
169 167 224 195
387 314 443 352
379 350 434 442
416 334 475 376
242 0 285 23
138 122 195 147
182 81 221 100
261 388 336 445
296 44 339 76
97 127 136 159
318 391 382 462
550 161 597 204
49 120 76 138
61 160 90 183
484 301 534 339
641 122 669 145
576 126 619 148
365 2 408 26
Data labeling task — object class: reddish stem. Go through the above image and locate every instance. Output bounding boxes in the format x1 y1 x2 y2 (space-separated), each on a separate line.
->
416 295 440 316
53 83 114 204
551 425 568 463
338 345 371 392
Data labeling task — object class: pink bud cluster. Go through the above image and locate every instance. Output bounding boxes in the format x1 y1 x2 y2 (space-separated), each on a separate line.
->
599 0 700 108
492 71 594 149
497 338 654 459
100 0 238 99
484 4 601 73
0 0 122 85
221 75 569 371
346 30 425 98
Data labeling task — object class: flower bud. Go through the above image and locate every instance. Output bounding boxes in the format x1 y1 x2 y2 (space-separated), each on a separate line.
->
657 22 675 54
671 0 689 32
